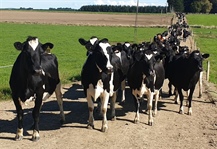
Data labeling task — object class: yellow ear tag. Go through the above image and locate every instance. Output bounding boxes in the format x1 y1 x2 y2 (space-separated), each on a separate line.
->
45 46 51 53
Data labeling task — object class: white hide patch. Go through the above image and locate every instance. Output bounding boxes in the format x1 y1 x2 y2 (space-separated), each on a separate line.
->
90 37 98 45
109 72 114 96
42 92 51 101
124 43 130 47
99 42 113 69
153 51 158 54
115 52 122 64
145 54 153 60
28 38 39 51
87 81 104 101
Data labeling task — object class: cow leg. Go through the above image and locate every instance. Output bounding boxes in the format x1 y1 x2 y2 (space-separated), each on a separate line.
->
187 87 195 115
12 95 24 141
186 90 189 106
174 89 179 104
110 92 117 121
133 95 140 124
153 91 160 117
168 82 173 96
178 88 184 114
120 80 126 103
101 92 109 132
95 98 103 117
87 95 94 129
31 89 43 141
198 71 203 98
55 82 65 123
147 92 154 126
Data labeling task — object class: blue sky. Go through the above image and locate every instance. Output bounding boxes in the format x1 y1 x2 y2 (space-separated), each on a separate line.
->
0 0 168 9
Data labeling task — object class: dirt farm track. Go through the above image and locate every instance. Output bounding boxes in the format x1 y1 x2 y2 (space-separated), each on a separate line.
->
0 11 217 149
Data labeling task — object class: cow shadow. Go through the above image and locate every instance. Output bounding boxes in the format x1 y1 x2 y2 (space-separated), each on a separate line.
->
0 82 174 139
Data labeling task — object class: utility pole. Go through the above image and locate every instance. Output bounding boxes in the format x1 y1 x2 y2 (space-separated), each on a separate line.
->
134 0 139 43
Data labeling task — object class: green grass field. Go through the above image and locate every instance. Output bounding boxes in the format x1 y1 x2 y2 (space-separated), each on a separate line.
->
0 22 166 100
186 14 217 85
192 28 217 84
186 14 217 27
1 13 216 100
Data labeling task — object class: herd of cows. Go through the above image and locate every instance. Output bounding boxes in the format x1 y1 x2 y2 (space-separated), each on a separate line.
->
9 13 209 141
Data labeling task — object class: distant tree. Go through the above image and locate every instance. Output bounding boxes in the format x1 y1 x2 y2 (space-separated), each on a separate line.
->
79 5 167 13
191 1 202 12
191 0 212 13
167 0 184 12
183 0 194 12
201 0 212 13
210 0 217 13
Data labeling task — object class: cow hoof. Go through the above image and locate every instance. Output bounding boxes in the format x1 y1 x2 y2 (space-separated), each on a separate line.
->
60 119 65 124
87 124 94 129
174 101 179 104
32 136 40 142
143 109 148 114
179 110 184 114
120 100 125 104
134 119 139 124
111 116 116 121
101 126 108 132
15 135 23 141
148 121 153 126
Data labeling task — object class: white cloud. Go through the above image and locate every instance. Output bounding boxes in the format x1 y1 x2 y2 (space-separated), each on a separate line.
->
94 0 141 6
93 0 165 6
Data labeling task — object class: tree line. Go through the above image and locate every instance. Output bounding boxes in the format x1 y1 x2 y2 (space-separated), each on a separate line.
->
6 0 217 13
168 0 217 13
79 0 217 13
79 5 167 13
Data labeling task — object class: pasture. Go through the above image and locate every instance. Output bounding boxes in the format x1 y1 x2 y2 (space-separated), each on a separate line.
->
0 11 216 148
0 22 167 99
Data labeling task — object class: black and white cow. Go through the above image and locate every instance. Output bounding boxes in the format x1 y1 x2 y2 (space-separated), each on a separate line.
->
111 42 131 103
80 38 117 132
78 36 99 56
167 50 209 115
9 36 65 141
127 44 165 125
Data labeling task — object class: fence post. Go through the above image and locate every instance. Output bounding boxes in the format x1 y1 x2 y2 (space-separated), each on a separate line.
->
206 61 210 81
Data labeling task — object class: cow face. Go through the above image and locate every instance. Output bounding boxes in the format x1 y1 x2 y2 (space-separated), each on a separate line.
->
190 50 209 71
14 36 53 75
78 36 99 56
94 39 113 74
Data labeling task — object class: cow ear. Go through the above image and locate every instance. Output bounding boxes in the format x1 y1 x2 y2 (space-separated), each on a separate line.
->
42 43 54 51
155 54 165 62
202 53 210 59
134 51 143 61
14 42 23 51
78 38 87 46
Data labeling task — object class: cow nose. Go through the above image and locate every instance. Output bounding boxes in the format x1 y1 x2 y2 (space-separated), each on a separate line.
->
34 69 43 75
107 67 113 74
150 70 155 76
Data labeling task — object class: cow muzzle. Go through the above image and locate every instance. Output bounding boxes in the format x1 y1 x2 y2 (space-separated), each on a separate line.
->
106 67 113 74
34 69 43 75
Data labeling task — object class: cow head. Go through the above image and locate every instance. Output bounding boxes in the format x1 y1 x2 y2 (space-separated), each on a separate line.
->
189 50 209 71
94 38 113 74
78 36 99 56
14 36 53 75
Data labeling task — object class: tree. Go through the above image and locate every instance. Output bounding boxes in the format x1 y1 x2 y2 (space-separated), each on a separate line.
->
183 0 194 12
191 0 212 13
191 0 203 12
167 0 184 12
210 0 217 13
